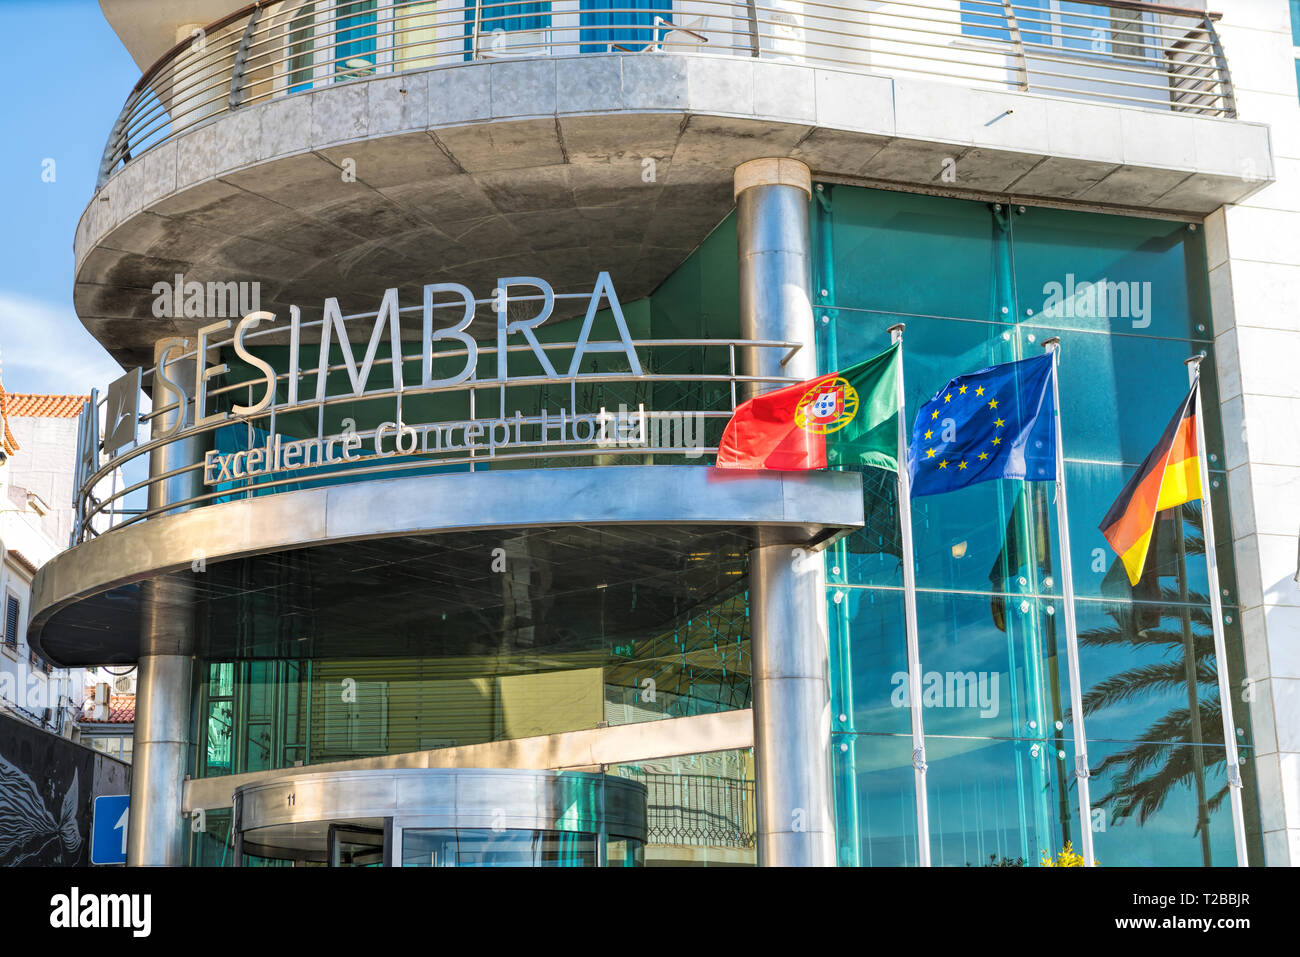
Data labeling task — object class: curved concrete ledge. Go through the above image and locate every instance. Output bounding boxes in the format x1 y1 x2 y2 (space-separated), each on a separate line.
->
185 708 753 813
77 53 1273 367
235 767 648 844
29 464 862 662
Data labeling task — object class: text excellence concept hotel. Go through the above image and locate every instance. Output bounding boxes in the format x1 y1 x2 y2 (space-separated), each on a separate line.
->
38 0 1300 867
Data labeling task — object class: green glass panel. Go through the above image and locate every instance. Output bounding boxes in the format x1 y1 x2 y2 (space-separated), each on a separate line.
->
1013 205 1212 341
1073 597 1251 750
834 589 1064 743
1031 325 1227 467
832 732 919 866
401 829 598 867
189 543 750 776
205 700 233 775
924 735 1067 866
606 837 645 866
1063 461 1238 606
187 809 233 867
1086 741 1256 866
828 587 911 735
210 661 234 697
820 188 1005 323
247 660 273 721
836 588 1250 752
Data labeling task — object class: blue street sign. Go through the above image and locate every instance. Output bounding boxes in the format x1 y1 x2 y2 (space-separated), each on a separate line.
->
91 794 130 865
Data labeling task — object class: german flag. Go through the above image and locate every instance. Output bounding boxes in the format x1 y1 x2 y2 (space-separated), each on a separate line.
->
1099 381 1203 586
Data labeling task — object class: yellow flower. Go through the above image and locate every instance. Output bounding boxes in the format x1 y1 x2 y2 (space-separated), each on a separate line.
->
1039 841 1098 867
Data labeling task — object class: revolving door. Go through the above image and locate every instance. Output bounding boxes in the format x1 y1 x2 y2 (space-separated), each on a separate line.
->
232 767 647 866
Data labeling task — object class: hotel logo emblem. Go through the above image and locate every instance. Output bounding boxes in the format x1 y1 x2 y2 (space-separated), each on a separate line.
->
795 378 858 434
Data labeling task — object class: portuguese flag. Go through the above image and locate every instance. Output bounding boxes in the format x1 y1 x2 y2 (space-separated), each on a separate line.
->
715 342 900 472
1100 380 1203 585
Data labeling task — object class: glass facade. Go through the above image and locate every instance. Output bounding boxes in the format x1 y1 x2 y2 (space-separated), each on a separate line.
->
814 184 1260 866
181 182 1257 867
401 829 600 867
187 536 750 777
187 225 752 781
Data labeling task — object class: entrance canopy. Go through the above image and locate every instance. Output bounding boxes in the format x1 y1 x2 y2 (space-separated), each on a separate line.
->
30 465 864 665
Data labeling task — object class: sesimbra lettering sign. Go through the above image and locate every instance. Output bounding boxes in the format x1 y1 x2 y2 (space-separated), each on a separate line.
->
84 271 714 494
163 271 641 432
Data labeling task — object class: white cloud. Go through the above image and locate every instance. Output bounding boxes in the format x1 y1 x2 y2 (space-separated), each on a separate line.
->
0 291 123 396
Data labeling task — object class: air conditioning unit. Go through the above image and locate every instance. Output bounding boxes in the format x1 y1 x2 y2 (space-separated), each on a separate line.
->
94 682 112 722
113 673 133 694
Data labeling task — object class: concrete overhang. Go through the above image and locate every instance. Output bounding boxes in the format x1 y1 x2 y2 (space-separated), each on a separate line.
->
28 464 865 666
78 54 1276 368
99 0 239 71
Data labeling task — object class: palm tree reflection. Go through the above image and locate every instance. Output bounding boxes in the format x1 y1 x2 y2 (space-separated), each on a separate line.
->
1077 503 1221 865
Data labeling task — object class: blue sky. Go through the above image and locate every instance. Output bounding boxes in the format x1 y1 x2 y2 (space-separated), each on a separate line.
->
0 0 138 396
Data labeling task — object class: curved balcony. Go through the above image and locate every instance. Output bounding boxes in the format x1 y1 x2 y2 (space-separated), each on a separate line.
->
98 0 1238 188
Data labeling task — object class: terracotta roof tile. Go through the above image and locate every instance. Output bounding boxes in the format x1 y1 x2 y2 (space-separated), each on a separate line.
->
7 550 37 574
4 394 89 419
80 693 135 725
0 384 17 456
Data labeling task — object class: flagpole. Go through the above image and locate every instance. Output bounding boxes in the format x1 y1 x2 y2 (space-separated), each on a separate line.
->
888 323 931 867
1186 354 1250 867
1042 338 1096 866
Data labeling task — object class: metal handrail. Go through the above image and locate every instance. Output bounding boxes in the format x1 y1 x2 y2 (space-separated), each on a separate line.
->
96 0 1236 188
621 771 756 849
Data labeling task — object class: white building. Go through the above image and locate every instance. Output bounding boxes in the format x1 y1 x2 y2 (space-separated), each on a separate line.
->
0 387 90 736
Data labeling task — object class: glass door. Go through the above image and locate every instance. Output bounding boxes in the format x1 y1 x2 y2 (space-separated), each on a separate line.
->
327 823 388 866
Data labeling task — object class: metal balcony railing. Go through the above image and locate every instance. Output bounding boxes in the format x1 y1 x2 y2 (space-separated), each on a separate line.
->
97 0 1236 189
70 287 805 543
618 771 757 848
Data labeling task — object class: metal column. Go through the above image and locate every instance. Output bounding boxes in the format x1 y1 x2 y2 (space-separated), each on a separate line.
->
128 337 205 866
735 158 836 866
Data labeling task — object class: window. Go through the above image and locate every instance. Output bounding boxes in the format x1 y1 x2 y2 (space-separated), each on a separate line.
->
579 0 671 54
335 0 379 79
1292 1 1300 104
204 662 235 775
473 0 550 37
286 1 382 93
27 644 51 674
287 2 318 93
961 0 1153 61
960 0 1047 43
3 593 18 648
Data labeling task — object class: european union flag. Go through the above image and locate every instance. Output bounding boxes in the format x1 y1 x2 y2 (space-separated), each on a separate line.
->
908 353 1057 497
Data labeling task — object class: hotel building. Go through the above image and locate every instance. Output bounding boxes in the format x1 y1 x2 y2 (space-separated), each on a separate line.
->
27 0 1300 865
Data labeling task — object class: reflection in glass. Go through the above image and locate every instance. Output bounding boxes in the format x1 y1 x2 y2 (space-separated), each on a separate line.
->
401 828 598 867
813 182 1253 865
926 736 1067 867
1087 742 1248 867
188 529 750 777
834 732 918 866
